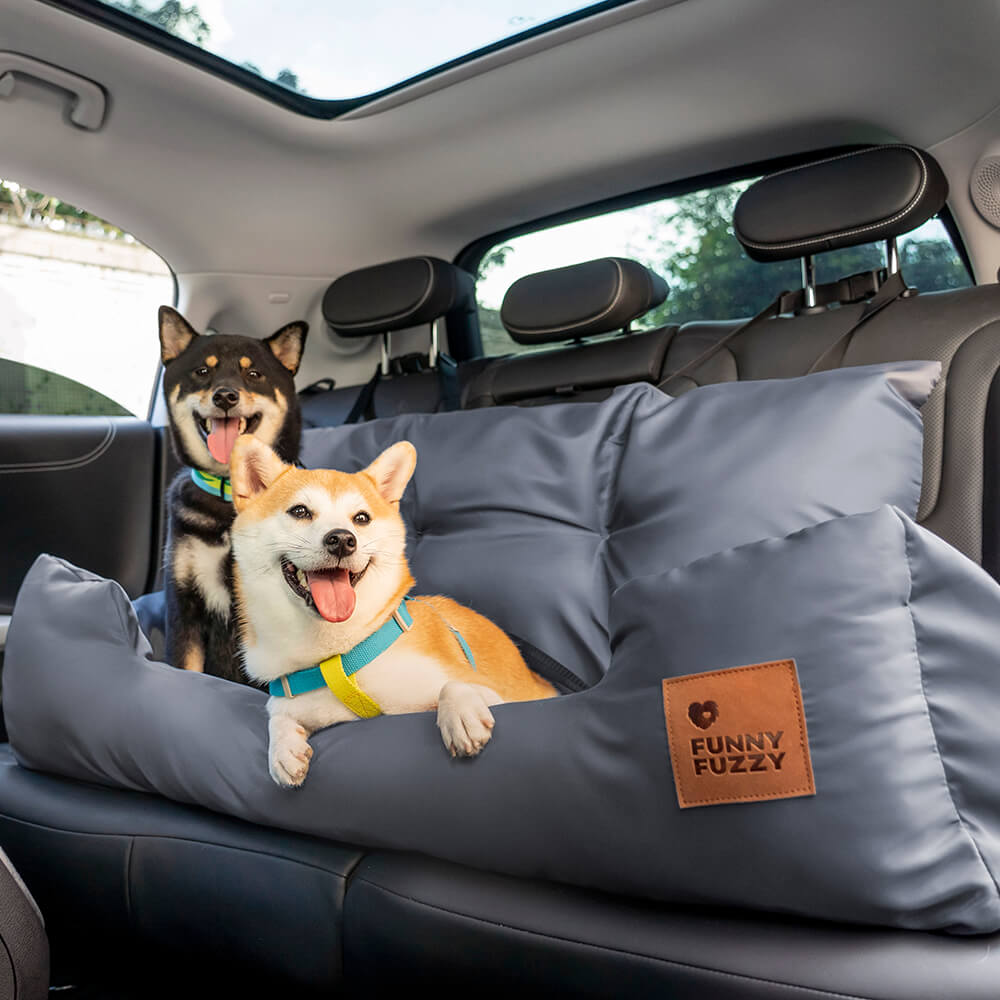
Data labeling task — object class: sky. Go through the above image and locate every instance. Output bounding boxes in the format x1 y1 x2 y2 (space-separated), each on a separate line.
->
171 0 601 98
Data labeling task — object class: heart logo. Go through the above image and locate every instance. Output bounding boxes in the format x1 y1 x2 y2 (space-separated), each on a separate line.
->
688 700 719 730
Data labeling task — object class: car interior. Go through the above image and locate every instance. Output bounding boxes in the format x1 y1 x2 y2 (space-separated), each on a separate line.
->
2 0 1000 997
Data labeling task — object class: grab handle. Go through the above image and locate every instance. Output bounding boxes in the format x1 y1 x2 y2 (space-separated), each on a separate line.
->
0 52 106 131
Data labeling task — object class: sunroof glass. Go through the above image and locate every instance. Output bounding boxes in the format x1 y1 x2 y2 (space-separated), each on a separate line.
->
100 1 625 100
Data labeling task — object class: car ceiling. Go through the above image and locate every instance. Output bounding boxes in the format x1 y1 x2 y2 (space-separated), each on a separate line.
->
3 0 1000 358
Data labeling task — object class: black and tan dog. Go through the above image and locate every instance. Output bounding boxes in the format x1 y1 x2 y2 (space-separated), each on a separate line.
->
158 306 308 683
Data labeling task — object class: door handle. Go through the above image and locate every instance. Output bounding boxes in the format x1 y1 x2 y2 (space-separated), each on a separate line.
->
0 51 106 131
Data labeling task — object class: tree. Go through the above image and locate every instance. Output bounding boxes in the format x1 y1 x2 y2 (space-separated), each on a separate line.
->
117 1 210 45
275 69 302 92
636 183 968 327
0 180 125 238
900 238 969 293
477 244 514 283
475 245 516 355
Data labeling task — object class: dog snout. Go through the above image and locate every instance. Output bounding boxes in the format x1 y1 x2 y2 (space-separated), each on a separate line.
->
323 529 357 557
212 386 240 411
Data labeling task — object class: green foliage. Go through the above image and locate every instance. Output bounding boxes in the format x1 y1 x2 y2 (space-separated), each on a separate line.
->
899 238 970 293
116 3 308 94
478 306 512 357
637 183 969 327
0 360 129 417
116 1 210 45
275 69 301 92
478 245 513 282
0 181 122 236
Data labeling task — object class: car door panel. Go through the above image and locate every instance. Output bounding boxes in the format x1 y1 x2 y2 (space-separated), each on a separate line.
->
0 415 159 613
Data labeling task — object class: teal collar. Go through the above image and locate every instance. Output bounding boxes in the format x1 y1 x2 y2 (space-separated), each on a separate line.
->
269 598 477 698
190 468 232 501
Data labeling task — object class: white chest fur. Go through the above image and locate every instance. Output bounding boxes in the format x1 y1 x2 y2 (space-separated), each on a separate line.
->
172 535 231 619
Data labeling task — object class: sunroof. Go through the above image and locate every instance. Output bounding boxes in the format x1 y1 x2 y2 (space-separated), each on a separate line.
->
75 0 632 108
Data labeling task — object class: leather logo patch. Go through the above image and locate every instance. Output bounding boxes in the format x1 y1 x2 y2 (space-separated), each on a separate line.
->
662 660 815 809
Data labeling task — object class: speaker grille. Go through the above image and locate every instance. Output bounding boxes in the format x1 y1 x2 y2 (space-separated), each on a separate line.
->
971 156 1000 227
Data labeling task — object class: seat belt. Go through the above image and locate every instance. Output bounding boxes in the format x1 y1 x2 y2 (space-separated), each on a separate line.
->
805 269 908 373
343 366 381 424
659 269 906 394
437 352 461 411
659 287 803 394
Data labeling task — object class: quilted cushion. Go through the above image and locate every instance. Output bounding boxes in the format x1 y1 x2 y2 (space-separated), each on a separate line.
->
298 362 935 685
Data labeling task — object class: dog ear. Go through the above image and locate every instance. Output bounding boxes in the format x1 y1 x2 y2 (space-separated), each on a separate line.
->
363 441 417 504
230 436 289 511
158 307 199 364
263 321 309 375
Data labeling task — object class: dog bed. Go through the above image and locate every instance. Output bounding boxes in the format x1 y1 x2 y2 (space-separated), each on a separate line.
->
12 362 995 933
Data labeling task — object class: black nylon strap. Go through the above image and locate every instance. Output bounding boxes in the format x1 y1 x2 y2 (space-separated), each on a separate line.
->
343 366 381 424
659 288 799 394
806 269 909 374
508 633 589 693
659 270 906 394
298 377 336 396
437 352 461 412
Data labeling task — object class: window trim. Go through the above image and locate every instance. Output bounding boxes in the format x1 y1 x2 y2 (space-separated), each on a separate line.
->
42 0 641 120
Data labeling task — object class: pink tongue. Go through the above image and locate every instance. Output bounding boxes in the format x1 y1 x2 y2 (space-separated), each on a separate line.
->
207 417 240 464
307 568 356 623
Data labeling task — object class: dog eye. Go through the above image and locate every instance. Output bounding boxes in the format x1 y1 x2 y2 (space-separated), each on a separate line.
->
194 366 210 378
352 511 371 525
286 505 313 520
246 369 261 379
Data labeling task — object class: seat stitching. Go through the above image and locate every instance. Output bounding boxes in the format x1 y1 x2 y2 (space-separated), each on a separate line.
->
736 146 929 252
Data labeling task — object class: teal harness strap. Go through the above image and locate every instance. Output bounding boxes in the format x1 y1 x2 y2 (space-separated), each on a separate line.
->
341 601 413 676
190 468 232 501
448 624 476 670
268 598 476 698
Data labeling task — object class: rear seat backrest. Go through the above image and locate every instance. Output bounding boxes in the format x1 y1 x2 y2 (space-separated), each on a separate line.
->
658 144 1000 570
301 256 479 426
464 257 674 407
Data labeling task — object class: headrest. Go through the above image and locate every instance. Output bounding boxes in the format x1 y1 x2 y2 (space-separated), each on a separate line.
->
323 256 475 337
500 258 668 345
733 145 949 262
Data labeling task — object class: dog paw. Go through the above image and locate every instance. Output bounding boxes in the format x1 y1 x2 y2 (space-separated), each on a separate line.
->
269 724 314 788
437 682 496 758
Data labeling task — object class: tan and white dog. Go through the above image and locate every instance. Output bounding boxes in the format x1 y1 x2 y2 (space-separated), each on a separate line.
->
229 436 557 787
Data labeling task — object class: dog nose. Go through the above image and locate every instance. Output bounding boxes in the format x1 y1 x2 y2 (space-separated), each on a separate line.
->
323 529 357 557
212 387 240 411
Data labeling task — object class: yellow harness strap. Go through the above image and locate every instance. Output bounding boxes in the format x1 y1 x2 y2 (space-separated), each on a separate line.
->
318 653 383 719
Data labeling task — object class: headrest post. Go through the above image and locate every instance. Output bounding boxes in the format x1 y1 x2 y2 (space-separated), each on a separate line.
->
886 236 900 276
801 255 817 308
380 333 391 376
429 318 440 368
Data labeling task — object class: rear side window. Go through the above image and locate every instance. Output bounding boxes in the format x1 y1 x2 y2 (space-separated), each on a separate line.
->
474 176 971 357
0 179 173 416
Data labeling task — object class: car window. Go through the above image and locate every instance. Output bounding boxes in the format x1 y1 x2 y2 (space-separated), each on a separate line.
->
474 176 972 357
92 1 636 105
0 179 174 416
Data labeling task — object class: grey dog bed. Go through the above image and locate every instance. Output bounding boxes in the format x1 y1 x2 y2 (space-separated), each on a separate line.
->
11 363 995 933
